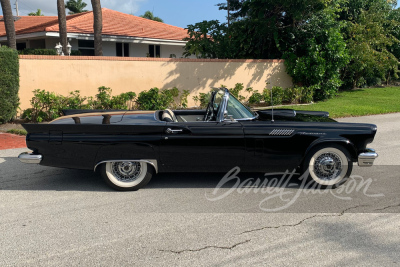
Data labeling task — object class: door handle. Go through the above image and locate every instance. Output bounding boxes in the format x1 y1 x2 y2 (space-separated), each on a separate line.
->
166 128 183 134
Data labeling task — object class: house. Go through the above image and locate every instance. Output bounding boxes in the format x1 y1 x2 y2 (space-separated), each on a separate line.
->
0 8 190 58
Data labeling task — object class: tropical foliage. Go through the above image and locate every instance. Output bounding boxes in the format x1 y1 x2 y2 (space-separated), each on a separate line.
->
140 11 164 22
28 9 44 16
184 0 400 100
65 0 88 14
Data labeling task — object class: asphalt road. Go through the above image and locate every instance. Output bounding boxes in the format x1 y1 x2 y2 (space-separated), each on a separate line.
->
1 113 400 266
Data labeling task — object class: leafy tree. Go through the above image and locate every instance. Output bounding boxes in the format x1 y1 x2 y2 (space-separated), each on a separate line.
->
183 20 231 58
28 9 44 16
140 11 163 23
65 0 88 14
0 0 16 49
184 0 400 98
339 0 399 88
283 2 350 100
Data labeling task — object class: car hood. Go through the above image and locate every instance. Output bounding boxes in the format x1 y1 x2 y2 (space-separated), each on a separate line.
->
257 109 337 123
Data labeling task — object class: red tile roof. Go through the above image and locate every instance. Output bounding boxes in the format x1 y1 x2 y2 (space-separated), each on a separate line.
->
0 9 188 41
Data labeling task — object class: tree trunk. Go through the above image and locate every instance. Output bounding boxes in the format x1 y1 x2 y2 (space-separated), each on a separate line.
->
91 0 103 56
0 0 17 49
57 0 68 55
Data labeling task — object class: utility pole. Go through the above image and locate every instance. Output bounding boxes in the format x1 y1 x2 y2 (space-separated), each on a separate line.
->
14 0 19 16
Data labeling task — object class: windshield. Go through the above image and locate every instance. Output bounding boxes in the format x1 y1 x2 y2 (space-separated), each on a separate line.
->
226 94 255 120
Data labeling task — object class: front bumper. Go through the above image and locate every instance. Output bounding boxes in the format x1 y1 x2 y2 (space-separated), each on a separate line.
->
18 152 42 164
358 148 378 167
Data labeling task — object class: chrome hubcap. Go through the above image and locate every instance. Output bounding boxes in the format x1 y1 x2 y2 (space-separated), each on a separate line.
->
314 153 342 181
112 162 142 182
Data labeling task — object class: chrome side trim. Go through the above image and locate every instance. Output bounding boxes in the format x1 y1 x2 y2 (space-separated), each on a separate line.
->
94 159 158 173
18 152 42 164
217 90 230 122
270 129 295 136
358 148 378 167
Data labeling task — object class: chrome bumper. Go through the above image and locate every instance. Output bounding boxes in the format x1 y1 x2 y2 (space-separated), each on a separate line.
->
358 148 378 167
18 152 42 164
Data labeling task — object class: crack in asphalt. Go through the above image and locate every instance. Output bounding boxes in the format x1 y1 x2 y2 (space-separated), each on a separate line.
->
239 205 367 235
159 239 251 254
374 203 400 211
159 205 367 255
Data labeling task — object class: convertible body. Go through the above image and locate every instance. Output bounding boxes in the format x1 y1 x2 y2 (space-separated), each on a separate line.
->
19 88 378 190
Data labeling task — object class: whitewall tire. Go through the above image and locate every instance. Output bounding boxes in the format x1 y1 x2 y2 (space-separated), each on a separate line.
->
100 161 153 191
303 145 353 188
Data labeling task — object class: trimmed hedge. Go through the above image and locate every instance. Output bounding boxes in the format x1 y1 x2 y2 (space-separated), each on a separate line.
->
0 46 20 123
18 48 57 55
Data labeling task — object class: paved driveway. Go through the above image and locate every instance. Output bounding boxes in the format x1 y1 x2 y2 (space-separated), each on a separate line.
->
0 113 399 266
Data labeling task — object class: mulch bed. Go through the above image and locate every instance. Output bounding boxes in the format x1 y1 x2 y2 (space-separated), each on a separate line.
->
0 133 26 150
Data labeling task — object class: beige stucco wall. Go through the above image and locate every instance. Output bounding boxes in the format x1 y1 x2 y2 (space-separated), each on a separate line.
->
19 56 293 111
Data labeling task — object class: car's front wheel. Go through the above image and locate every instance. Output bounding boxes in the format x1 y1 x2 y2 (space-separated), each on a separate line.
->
302 145 353 188
100 161 153 191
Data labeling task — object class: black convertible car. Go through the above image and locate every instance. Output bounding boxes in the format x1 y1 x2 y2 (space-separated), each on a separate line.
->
19 88 378 190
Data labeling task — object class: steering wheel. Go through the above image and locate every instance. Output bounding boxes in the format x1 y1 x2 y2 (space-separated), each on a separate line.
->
203 102 214 121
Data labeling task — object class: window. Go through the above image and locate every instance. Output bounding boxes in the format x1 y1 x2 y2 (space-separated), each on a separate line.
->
116 43 130 57
148 45 161 57
16 42 26 51
78 40 94 56
29 39 46 49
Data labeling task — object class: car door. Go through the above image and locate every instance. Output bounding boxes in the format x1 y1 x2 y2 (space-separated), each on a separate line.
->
240 120 310 173
159 121 245 172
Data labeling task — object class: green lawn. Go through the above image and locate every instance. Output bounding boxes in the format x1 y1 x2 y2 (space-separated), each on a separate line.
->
282 87 400 118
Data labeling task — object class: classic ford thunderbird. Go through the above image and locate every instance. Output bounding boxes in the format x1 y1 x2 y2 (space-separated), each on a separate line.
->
19 88 378 190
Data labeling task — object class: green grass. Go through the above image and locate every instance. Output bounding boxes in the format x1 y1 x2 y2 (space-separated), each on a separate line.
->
6 129 27 136
282 87 400 118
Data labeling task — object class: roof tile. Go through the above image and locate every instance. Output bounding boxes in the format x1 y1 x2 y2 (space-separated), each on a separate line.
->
0 9 188 41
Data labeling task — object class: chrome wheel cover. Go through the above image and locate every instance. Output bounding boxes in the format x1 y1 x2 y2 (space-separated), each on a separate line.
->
111 161 143 183
309 147 349 186
105 161 148 188
313 152 342 181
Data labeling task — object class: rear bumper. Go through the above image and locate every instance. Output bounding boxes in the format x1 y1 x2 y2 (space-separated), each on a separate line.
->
358 148 378 167
18 152 42 164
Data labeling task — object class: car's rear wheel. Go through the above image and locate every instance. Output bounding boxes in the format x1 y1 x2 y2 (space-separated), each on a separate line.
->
100 161 153 191
302 145 353 188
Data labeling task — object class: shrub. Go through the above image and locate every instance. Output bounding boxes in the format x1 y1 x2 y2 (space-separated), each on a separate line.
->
198 92 212 108
70 50 82 56
281 86 315 105
6 129 27 136
18 49 57 55
283 87 302 104
22 89 68 122
299 86 314 104
136 87 179 110
365 77 382 87
0 46 20 123
248 90 263 104
179 90 190 109
23 87 137 122
263 86 284 106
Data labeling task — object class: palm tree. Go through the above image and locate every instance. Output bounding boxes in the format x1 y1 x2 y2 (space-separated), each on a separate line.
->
0 0 16 49
65 0 88 15
57 0 68 55
28 9 44 16
140 11 164 23
91 0 102 56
